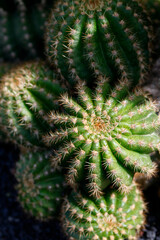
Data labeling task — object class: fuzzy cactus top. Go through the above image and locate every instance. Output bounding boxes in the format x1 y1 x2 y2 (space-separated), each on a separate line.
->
62 184 145 240
0 61 66 149
15 151 66 220
46 0 152 87
46 77 160 198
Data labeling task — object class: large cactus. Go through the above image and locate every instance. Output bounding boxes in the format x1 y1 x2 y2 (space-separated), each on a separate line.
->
0 61 66 149
15 151 66 220
46 0 153 87
45 78 160 198
62 184 145 240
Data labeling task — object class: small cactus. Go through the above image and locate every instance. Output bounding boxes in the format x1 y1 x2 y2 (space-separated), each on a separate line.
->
62 184 146 240
46 0 153 87
0 0 49 62
46 78 160 198
0 61 66 149
15 151 66 220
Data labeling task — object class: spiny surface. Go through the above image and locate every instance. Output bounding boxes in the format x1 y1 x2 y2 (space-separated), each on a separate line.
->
0 61 66 149
62 185 145 240
46 78 160 198
46 0 153 87
15 151 65 220
0 0 49 62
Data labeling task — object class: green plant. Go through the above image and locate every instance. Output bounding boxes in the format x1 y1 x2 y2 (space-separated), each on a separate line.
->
15 151 66 220
0 61 66 149
0 0 50 61
46 0 153 87
62 184 145 240
45 78 160 198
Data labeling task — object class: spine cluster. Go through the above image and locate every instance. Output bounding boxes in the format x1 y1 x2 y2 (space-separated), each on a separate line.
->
46 0 153 87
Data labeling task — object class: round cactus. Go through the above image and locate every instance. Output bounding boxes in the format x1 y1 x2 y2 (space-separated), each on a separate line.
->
0 61 66 149
46 0 153 87
62 184 146 240
46 78 160 198
0 0 49 62
15 151 66 220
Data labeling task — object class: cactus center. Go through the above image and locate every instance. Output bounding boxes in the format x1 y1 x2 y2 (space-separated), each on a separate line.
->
82 0 104 10
23 173 37 196
98 214 119 231
92 116 107 132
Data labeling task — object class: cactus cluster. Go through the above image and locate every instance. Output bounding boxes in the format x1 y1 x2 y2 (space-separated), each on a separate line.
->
62 184 145 240
46 78 160 197
0 61 66 149
46 0 153 87
0 0 160 239
16 151 65 220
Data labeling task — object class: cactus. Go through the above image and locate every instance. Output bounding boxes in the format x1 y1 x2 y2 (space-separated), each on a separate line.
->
46 0 153 87
0 0 50 62
15 151 66 220
62 184 145 240
45 78 160 198
0 61 66 149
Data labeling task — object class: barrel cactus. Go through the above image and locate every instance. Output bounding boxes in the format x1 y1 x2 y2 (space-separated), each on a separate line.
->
62 184 145 240
46 0 153 87
15 151 66 220
45 78 160 198
0 61 66 149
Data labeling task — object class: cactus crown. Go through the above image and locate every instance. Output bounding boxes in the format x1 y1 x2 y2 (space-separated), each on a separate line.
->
15 151 65 220
62 184 145 240
0 61 66 149
46 78 160 198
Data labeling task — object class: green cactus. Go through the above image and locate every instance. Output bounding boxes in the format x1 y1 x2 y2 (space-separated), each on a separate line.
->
46 0 153 87
45 78 160 198
0 0 50 62
0 61 66 149
15 151 66 220
62 184 145 240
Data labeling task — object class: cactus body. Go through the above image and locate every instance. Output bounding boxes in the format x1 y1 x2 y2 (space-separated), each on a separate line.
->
0 0 49 62
0 61 66 149
15 151 65 220
46 78 160 198
62 185 145 240
46 0 152 87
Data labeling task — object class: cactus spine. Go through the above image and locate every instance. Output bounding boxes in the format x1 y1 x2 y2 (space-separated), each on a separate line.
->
46 78 160 198
15 151 65 220
62 184 145 240
0 61 66 149
46 0 153 87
